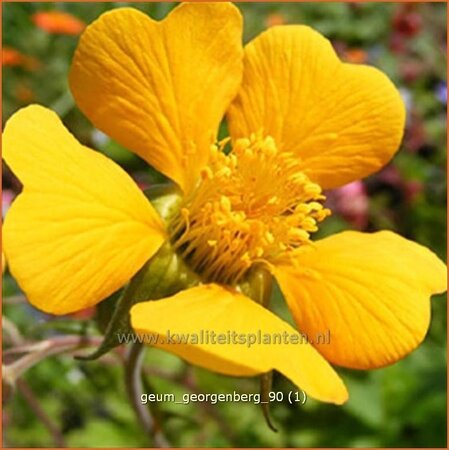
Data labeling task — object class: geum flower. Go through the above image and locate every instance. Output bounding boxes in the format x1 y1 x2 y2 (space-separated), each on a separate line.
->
3 3 446 405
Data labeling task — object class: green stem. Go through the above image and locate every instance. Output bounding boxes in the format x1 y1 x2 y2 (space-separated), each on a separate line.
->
16 379 65 447
4 335 104 383
260 372 278 432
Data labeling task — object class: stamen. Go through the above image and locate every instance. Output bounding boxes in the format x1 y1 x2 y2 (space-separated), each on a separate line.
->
169 133 330 284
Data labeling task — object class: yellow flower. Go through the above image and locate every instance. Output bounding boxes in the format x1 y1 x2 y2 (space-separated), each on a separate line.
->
3 3 446 405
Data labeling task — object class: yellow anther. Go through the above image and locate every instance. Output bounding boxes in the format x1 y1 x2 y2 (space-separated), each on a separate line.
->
308 201 323 211
316 208 332 221
304 183 322 196
240 252 251 263
263 136 277 156
301 217 317 228
264 231 275 244
295 204 311 214
291 173 307 184
288 228 310 241
216 167 232 178
220 196 232 212
234 211 246 222
234 138 251 153
243 148 254 159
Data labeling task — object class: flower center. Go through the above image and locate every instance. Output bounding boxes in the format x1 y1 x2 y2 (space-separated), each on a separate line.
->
169 134 330 284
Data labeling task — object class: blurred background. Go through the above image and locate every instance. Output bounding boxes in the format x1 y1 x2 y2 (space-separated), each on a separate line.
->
2 2 447 448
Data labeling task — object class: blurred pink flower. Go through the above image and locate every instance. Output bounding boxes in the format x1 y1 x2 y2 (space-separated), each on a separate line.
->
390 4 422 54
2 189 15 218
69 307 95 320
393 5 422 37
404 180 423 203
378 166 423 204
327 181 369 230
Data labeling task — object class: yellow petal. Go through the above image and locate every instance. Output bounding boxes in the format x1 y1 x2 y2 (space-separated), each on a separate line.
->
274 231 447 369
3 105 166 315
69 3 243 193
131 284 348 404
227 26 405 189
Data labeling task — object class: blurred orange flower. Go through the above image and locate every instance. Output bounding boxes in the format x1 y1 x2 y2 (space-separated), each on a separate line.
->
265 12 286 28
2 47 40 70
14 84 35 103
32 11 85 35
3 47 25 67
343 48 368 64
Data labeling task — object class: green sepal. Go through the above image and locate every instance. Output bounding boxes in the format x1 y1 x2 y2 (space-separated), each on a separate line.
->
238 265 278 431
260 371 278 432
144 183 183 225
95 291 122 335
78 184 199 360
78 240 200 360
236 265 273 305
